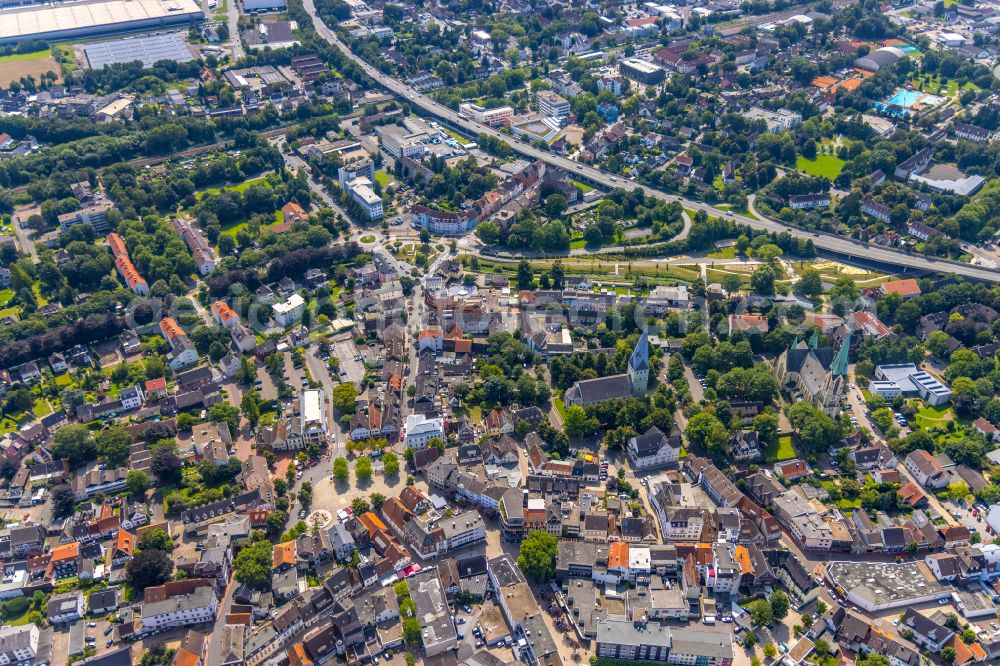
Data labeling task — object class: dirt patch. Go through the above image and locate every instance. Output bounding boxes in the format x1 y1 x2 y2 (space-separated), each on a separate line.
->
0 56 61 88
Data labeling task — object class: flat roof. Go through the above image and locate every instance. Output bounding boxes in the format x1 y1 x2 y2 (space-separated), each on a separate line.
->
0 0 204 42
826 560 948 606
301 389 323 424
84 31 194 68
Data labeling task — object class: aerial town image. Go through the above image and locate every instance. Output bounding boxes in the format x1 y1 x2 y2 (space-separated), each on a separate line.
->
8 0 1000 665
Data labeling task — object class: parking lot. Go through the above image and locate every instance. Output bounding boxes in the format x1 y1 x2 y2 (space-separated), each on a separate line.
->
331 335 365 384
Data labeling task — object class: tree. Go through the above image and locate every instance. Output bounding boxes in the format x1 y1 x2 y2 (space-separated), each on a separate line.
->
769 590 790 621
516 259 534 290
332 382 359 412
942 647 957 665
233 540 273 589
138 528 173 552
753 412 780 444
763 644 778 659
208 402 241 435
241 392 261 431
402 616 423 646
749 599 774 626
126 470 150 498
151 447 183 486
543 193 569 218
371 492 386 511
355 456 372 482
333 457 349 482
51 424 96 468
126 548 174 590
685 411 729 456
750 264 776 296
564 405 598 438
95 428 131 467
383 451 400 476
722 273 743 295
796 269 824 298
352 497 370 515
517 530 558 582
51 484 75 518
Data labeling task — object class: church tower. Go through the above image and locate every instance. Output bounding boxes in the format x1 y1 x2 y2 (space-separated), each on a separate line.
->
628 327 650 396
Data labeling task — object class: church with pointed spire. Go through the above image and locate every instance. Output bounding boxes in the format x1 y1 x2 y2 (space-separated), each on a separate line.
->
773 330 850 417
627 327 650 396
564 327 652 408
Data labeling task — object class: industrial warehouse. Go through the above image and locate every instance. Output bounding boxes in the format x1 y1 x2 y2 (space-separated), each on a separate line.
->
0 0 204 43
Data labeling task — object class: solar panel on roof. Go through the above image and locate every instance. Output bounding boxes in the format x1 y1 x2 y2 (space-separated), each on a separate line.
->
84 31 194 69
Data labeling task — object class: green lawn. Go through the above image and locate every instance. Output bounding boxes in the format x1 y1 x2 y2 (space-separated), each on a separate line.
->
552 393 567 422
53 373 73 387
0 416 19 435
708 246 737 259
198 176 268 200
0 305 20 319
765 435 797 462
0 50 50 62
374 171 391 188
573 180 594 193
570 239 587 249
914 404 955 429
468 405 482 423
0 289 14 304
796 154 845 180
31 398 52 417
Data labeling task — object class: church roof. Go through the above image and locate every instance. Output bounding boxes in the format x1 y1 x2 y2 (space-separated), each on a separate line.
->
629 326 649 372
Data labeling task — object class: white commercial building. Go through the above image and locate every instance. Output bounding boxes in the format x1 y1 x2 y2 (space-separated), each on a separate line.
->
141 587 218 631
404 413 444 449
0 625 39 664
537 90 571 118
378 125 427 159
243 0 286 10
0 0 204 43
299 389 328 444
273 293 306 327
869 364 952 407
346 176 384 220
458 102 514 127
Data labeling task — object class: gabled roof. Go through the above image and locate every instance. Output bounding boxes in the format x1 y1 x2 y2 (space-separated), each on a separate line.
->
273 541 296 570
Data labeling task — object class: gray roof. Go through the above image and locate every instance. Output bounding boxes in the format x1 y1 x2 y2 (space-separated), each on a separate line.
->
568 374 632 404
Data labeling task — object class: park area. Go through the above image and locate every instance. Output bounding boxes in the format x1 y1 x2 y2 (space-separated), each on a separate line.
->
795 154 845 180
0 49 61 88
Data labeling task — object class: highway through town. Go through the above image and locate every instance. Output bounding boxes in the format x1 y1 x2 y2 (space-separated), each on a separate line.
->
301 0 1000 284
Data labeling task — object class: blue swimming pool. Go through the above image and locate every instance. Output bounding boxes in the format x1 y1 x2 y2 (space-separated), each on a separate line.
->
887 89 922 107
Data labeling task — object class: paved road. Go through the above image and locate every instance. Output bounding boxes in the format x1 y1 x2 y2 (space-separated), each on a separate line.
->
12 211 39 264
300 0 1000 284
227 0 243 62
204 574 237 666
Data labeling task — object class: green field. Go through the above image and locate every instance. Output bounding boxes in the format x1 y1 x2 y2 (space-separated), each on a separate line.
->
914 404 955 429
796 154 845 179
765 435 797 462
708 246 737 259
0 50 50 62
573 180 594 193
198 176 268 200
374 171 391 187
